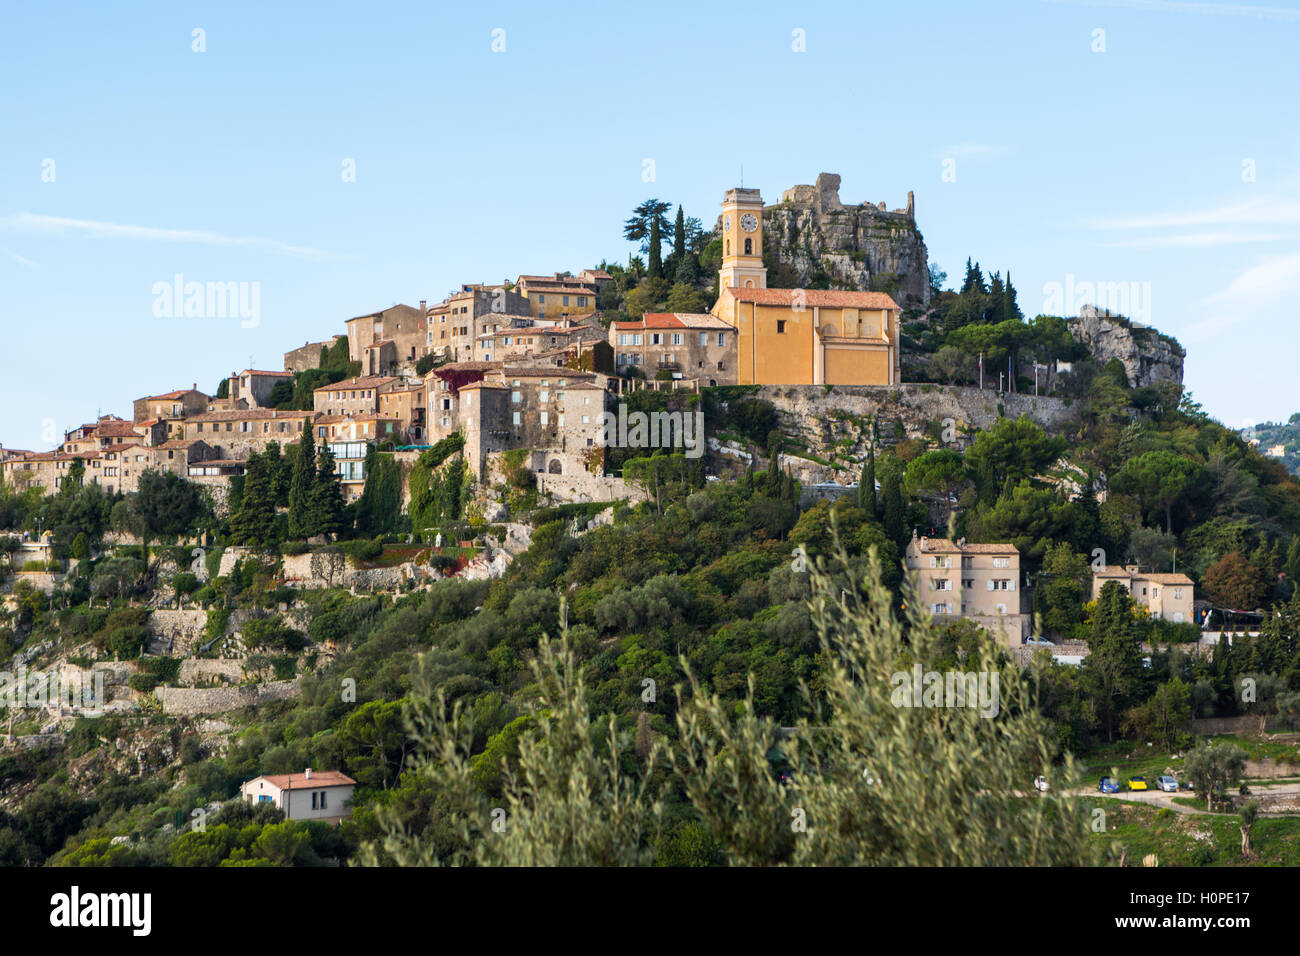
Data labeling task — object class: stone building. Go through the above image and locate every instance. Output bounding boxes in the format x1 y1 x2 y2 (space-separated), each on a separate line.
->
220 369 294 410
904 535 1030 645
610 312 737 385
1092 565 1194 623
132 387 209 424
284 336 345 373
312 375 399 418
376 383 427 443
179 409 315 459
426 285 531 364
513 273 599 320
474 318 605 365
345 304 427 375
427 362 608 480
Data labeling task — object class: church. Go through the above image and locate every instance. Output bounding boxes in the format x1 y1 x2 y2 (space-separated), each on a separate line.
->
709 186 902 386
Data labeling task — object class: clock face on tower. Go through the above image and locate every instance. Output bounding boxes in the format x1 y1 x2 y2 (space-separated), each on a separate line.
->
740 212 758 233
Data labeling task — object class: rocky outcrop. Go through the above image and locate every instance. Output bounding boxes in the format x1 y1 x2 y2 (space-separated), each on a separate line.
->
710 384 1078 484
1067 305 1184 388
758 173 931 309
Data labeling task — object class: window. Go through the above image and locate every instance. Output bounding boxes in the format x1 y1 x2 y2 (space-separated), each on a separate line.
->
557 414 564 427
931 578 952 591
776 320 786 334
744 238 752 255
671 333 683 345
699 331 707 347
512 391 522 403
995 604 1007 615
540 411 549 426
538 295 545 303
931 603 951 615
633 334 642 345
581 414 590 424
512 411 521 426
578 296 587 307
619 334 630 346
993 557 1009 568
651 333 662 345
1174 588 1183 600
539 390 549 403
562 295 570 306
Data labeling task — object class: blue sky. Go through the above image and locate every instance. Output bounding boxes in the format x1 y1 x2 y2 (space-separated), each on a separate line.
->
3 0 1299 451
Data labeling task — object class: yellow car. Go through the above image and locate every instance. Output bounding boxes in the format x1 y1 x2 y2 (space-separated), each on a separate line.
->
1127 776 1149 791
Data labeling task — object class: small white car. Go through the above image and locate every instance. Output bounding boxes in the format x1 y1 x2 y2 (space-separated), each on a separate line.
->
1033 775 1049 792
1024 637 1055 647
1157 775 1179 793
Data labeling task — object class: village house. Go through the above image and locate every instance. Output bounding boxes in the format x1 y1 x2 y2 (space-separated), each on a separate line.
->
132 386 210 424
426 285 531 364
219 369 295 410
905 535 1030 645
426 362 608 479
179 409 315 460
0 451 97 496
240 769 357 825
313 375 400 418
708 187 902 386
1092 565 1195 623
610 312 737 385
514 273 599 320
345 304 427 376
475 318 606 365
376 383 426 442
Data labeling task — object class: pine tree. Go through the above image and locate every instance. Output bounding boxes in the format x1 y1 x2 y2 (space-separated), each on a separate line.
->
288 421 317 539
988 272 1006 324
648 216 662 278
309 447 347 539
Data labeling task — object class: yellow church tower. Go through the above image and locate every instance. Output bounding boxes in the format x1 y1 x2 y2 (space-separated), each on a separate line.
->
718 187 767 290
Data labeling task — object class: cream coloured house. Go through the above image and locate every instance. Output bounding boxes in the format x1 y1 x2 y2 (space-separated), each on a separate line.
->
905 535 1030 645
1091 565 1194 623
240 769 357 825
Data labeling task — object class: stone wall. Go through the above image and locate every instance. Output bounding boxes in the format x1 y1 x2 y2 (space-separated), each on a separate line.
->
178 659 244 684
146 609 210 656
156 679 300 715
536 469 645 504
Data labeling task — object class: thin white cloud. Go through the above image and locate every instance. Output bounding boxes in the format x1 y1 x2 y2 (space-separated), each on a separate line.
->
4 250 40 269
1045 0 1300 21
933 143 1015 163
0 212 338 260
1202 250 1300 304
1184 249 1300 340
1088 198 1300 231
1102 231 1291 248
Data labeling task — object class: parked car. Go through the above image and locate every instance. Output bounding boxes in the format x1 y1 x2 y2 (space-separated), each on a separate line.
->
1023 636 1055 646
1180 779 1195 791
1099 777 1120 793
1156 775 1179 793
1127 776 1149 791
1033 775 1049 792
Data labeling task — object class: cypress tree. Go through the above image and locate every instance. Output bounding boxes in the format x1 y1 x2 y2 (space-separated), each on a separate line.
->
288 421 317 539
310 447 347 539
648 215 662 278
672 205 686 262
859 444 877 515
882 471 905 549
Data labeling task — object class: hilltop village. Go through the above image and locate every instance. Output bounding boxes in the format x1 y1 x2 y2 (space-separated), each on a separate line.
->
0 175 1198 649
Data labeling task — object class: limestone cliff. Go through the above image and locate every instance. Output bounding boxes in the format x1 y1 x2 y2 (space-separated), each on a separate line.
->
756 173 931 309
1067 305 1184 388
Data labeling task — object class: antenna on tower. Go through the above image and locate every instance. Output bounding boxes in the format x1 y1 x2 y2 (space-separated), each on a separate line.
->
740 164 744 188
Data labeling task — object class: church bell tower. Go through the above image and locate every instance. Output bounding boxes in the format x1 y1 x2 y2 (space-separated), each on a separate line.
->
718 187 767 291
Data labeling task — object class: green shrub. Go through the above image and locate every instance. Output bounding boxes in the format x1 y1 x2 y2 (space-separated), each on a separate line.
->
128 673 158 693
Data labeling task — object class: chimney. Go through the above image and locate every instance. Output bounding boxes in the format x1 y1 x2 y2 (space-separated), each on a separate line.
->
419 299 427 313
304 767 312 780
